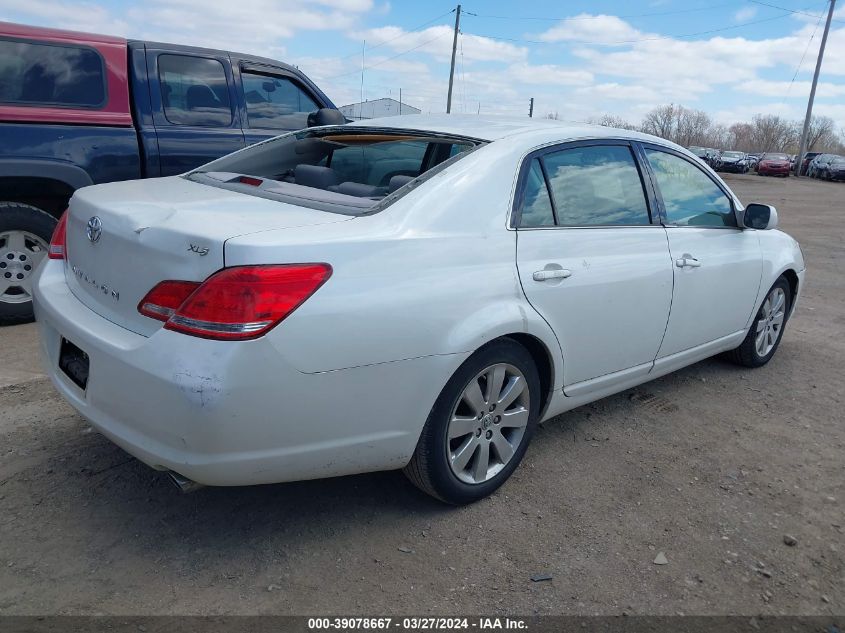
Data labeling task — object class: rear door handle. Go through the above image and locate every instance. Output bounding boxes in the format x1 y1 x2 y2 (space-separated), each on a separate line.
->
533 269 572 281
675 255 701 268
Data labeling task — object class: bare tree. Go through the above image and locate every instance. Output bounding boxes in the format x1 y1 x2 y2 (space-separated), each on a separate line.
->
641 104 678 141
545 112 560 120
805 115 838 151
728 122 755 152
587 114 637 130
750 114 797 153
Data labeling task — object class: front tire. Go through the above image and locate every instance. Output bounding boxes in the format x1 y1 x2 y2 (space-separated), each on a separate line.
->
728 277 791 368
403 338 541 504
0 202 57 325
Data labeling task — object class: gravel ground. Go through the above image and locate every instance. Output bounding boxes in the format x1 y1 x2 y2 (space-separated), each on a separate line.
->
0 173 842 616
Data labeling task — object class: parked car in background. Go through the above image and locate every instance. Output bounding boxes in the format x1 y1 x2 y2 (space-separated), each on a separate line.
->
808 154 840 179
688 146 720 169
821 156 845 181
746 153 761 169
799 151 822 176
33 116 804 504
0 21 341 324
757 153 792 177
718 151 749 173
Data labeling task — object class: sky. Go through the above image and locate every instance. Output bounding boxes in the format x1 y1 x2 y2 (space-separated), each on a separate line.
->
2 0 844 129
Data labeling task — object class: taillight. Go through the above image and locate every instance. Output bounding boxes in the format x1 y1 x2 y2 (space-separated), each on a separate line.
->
138 264 332 341
48 211 69 259
138 280 201 321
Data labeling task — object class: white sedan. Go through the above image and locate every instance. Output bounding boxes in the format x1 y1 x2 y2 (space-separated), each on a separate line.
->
33 115 805 504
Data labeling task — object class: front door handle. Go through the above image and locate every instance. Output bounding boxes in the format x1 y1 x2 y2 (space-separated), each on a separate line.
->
675 254 701 268
533 269 572 281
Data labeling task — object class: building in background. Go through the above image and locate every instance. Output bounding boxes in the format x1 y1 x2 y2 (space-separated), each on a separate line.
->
339 97 421 120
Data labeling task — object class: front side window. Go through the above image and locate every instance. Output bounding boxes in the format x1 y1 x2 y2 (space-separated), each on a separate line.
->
645 149 735 227
541 145 650 226
0 38 105 107
242 71 319 129
158 54 232 126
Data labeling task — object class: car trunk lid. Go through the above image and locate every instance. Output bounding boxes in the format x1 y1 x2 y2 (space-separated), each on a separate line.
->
64 176 350 336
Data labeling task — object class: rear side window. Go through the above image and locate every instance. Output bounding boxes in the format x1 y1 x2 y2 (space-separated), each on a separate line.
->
645 149 735 227
0 38 105 107
519 159 555 227
158 54 232 126
517 145 650 227
242 71 319 129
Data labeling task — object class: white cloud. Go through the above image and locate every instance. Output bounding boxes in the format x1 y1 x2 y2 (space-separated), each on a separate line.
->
734 6 758 22
349 25 527 63
0 0 375 55
538 14 643 45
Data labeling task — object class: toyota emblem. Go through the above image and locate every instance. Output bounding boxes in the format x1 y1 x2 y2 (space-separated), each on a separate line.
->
86 216 102 243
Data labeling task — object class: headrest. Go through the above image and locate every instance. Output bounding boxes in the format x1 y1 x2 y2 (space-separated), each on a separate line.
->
388 175 414 193
295 165 339 190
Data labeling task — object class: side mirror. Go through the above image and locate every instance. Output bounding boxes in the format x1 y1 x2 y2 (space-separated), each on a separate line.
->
742 203 778 230
307 108 347 127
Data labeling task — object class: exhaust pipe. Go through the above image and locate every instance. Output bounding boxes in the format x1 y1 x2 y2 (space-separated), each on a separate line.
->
167 470 205 493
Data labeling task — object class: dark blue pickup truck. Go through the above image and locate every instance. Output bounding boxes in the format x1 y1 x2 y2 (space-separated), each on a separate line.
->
0 21 341 324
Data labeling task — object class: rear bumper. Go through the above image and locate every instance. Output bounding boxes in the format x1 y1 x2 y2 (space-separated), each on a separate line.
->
33 260 462 486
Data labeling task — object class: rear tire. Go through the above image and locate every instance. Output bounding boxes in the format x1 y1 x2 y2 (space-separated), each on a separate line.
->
0 202 57 325
403 338 541 505
727 277 791 368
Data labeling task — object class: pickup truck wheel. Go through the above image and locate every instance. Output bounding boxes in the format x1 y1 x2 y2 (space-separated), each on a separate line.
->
0 203 57 325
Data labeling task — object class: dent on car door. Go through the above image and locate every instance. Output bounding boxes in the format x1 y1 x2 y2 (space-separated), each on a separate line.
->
642 147 762 358
514 142 674 393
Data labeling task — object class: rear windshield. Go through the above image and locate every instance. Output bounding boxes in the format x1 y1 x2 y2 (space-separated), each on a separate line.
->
186 127 483 215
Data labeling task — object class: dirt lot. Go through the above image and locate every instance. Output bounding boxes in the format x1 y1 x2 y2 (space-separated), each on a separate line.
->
0 173 842 616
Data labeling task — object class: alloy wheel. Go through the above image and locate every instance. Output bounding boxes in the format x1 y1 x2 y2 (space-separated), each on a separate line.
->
0 230 48 304
446 363 530 484
755 287 786 357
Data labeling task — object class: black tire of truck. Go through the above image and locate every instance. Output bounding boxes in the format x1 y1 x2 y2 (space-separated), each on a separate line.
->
0 202 58 325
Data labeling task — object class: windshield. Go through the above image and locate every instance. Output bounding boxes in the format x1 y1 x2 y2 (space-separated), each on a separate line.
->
762 153 789 161
186 127 483 215
723 151 744 158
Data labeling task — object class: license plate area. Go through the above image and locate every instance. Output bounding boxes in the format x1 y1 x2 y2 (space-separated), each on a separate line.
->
59 337 89 390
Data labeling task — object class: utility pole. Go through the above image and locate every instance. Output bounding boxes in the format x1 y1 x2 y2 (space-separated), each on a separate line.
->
446 5 461 114
529 98 534 118
399 88 402 114
796 0 836 176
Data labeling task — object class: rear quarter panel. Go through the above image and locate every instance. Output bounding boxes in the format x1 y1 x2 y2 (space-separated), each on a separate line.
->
223 144 564 389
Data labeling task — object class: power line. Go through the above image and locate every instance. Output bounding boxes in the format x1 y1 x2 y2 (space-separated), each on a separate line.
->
463 1 739 22
747 0 845 23
468 7 824 46
334 8 456 61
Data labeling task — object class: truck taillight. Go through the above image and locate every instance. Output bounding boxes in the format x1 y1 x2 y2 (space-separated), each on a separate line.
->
138 264 332 341
48 211 69 259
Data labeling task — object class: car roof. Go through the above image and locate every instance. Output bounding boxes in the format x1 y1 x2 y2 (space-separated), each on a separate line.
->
350 113 676 147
